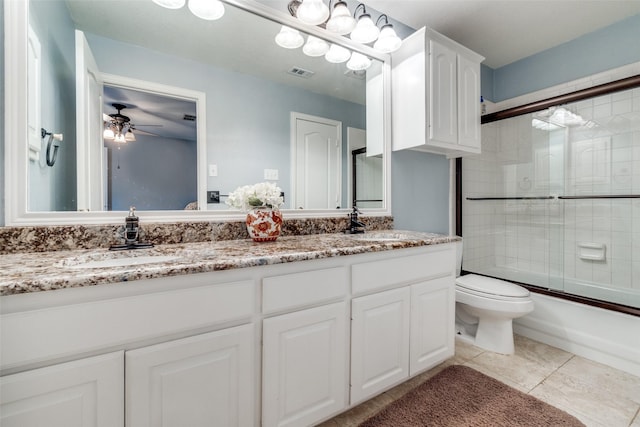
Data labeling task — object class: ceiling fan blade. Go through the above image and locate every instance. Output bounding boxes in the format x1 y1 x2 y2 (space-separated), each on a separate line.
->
132 124 163 127
132 128 161 137
103 113 112 122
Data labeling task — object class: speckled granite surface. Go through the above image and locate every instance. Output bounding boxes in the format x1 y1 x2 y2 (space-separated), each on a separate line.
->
0 231 460 296
0 216 394 254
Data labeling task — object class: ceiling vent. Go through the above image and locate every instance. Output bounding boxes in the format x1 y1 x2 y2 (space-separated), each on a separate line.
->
344 69 366 80
183 114 196 121
287 67 315 78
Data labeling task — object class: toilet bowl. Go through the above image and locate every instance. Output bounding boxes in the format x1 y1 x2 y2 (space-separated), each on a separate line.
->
454 242 534 354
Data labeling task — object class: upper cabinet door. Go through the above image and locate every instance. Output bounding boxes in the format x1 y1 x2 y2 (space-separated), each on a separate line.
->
457 54 482 150
429 39 458 146
0 351 124 427
391 27 484 158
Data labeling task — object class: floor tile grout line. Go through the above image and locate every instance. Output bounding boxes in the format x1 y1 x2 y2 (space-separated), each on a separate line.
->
526 354 576 395
629 406 640 427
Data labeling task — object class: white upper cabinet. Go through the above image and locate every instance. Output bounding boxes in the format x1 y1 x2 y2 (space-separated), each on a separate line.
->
392 27 484 158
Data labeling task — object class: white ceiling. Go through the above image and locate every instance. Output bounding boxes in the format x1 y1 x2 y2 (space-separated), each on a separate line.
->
364 0 640 68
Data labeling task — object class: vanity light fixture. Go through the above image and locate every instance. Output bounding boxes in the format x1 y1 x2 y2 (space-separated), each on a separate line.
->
326 1 356 35
188 0 225 20
152 0 225 21
303 35 330 56
346 51 371 70
325 43 351 63
296 0 330 25
373 14 401 53
152 0 185 9
275 26 305 49
350 4 379 44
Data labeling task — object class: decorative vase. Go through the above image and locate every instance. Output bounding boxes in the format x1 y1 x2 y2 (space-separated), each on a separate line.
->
246 207 283 242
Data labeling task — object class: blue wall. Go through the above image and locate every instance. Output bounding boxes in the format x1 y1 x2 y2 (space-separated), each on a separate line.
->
28 0 77 212
391 150 450 234
109 135 197 211
491 13 640 102
1 3 5 226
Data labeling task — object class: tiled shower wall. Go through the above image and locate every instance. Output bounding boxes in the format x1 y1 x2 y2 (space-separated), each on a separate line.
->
462 67 640 308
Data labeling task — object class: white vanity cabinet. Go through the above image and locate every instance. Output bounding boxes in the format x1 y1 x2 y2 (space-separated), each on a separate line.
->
350 245 456 403
0 351 124 427
126 325 254 427
0 274 256 427
1 240 457 426
392 27 484 158
261 267 349 427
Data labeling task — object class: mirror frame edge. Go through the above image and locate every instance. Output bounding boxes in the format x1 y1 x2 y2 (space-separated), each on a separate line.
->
4 0 392 226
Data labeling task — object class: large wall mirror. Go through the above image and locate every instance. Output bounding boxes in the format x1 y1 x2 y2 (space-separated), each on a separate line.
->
4 0 391 225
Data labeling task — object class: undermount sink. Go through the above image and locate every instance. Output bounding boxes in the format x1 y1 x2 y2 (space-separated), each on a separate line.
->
62 254 180 269
347 231 417 242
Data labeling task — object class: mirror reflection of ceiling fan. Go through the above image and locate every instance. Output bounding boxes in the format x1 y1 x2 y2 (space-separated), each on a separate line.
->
103 103 162 143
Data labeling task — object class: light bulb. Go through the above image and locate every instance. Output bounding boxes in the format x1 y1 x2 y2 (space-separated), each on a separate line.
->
296 0 330 26
103 127 115 140
125 130 136 142
152 0 185 9
326 1 356 35
303 35 330 57
324 44 351 64
350 13 379 44
347 52 371 71
188 0 225 20
374 24 402 53
275 26 304 49
114 133 127 144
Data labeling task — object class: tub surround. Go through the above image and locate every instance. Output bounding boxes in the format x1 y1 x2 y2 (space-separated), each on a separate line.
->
0 216 394 254
0 230 459 296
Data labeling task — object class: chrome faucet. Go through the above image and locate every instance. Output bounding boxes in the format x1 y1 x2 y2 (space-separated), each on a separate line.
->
347 206 366 234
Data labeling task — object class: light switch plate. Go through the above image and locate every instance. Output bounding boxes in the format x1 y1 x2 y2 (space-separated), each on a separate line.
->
208 164 218 177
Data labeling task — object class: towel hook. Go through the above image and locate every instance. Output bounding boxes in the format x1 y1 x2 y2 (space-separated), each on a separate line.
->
41 128 63 167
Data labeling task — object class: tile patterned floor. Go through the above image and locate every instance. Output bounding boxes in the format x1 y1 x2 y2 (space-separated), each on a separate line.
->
319 335 640 427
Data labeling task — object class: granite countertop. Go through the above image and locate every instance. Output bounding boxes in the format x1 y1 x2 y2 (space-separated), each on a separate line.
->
0 231 460 296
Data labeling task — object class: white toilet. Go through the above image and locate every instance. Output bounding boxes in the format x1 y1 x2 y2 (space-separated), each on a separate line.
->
454 241 534 354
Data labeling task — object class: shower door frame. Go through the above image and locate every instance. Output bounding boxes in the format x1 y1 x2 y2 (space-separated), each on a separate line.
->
455 74 640 318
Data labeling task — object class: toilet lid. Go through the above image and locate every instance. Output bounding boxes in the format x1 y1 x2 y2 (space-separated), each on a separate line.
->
456 274 530 298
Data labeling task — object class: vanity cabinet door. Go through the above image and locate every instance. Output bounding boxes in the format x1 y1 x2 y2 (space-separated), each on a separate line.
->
125 324 254 427
350 287 411 404
262 301 348 427
410 276 456 375
0 351 124 427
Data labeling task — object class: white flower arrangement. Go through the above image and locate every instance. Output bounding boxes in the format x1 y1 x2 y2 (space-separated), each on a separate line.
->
225 182 284 212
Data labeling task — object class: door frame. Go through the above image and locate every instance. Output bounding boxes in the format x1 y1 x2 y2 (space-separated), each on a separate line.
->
101 74 208 211
290 112 342 210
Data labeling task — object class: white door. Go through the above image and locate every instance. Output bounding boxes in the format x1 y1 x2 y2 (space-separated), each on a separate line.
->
0 351 124 427
457 53 481 149
263 302 348 427
75 29 104 212
429 39 457 145
125 325 254 427
350 287 410 404
291 113 342 209
410 276 455 375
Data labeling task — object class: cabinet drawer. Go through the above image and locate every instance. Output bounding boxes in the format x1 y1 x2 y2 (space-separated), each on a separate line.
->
352 246 454 295
263 267 347 314
1 280 255 371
